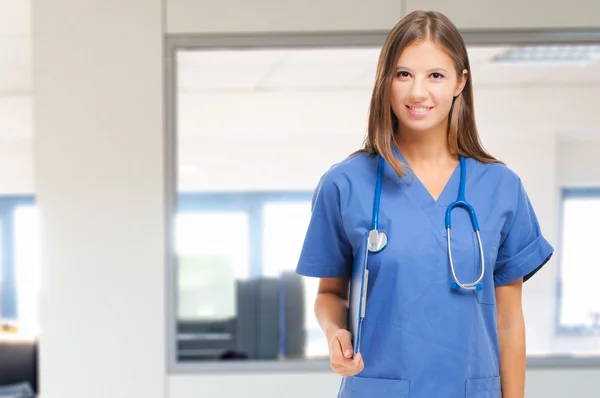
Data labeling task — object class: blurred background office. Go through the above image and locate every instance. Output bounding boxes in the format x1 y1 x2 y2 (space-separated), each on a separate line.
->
0 0 599 397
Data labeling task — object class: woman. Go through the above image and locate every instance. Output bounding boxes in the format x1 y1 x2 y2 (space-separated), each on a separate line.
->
295 10 554 398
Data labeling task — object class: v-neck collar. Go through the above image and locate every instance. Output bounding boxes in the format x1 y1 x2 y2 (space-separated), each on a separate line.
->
391 147 462 215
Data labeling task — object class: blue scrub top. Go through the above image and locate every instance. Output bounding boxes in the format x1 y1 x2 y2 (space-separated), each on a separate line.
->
296 150 554 398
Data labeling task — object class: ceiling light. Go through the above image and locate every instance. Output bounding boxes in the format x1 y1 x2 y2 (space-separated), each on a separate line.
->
492 45 600 65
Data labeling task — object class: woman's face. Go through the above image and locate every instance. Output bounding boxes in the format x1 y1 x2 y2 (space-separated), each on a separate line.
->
390 39 467 136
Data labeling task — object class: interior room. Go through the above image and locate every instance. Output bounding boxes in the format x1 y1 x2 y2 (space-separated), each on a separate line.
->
1 1 600 397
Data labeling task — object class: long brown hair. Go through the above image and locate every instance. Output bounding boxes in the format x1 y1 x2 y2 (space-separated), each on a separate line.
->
355 10 502 178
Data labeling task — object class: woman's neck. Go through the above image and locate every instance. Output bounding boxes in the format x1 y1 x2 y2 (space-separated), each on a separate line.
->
395 131 455 167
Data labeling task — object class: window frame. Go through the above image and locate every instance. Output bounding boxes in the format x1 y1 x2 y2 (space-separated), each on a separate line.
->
164 31 600 374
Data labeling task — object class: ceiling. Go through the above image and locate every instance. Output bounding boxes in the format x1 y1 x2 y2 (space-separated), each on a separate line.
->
176 45 600 93
0 0 30 94
0 0 31 150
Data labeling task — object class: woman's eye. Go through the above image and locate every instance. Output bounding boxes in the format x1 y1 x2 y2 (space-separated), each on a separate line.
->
396 71 410 78
431 72 444 79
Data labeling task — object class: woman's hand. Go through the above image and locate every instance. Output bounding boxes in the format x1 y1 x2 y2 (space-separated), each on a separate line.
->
327 327 364 377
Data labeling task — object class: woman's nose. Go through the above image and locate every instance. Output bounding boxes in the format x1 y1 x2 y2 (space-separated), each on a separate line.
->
408 80 428 102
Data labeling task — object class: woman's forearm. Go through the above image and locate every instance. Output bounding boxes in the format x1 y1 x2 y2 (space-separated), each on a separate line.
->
315 291 349 338
498 306 526 398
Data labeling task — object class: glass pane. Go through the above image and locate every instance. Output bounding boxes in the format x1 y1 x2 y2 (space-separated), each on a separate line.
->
559 197 600 330
262 201 311 277
174 211 252 361
262 201 328 358
175 211 249 321
13 205 40 337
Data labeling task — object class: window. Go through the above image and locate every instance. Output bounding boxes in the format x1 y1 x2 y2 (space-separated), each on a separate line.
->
558 189 600 334
0 198 37 337
173 194 322 362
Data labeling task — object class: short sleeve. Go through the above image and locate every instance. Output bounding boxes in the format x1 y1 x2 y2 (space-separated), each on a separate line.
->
295 171 353 278
493 178 554 286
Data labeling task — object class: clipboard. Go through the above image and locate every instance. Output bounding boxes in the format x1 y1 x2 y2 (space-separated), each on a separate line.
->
347 155 385 357
348 231 370 356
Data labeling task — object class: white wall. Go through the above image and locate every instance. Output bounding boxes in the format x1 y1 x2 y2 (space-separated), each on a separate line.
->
558 140 600 188
0 147 33 195
167 0 401 34
32 1 166 398
404 0 600 29
166 0 600 33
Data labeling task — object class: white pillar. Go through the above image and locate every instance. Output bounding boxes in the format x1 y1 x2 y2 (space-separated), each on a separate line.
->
32 1 166 397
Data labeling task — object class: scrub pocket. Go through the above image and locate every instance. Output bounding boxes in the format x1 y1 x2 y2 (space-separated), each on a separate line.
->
338 376 410 398
472 229 500 305
465 376 502 398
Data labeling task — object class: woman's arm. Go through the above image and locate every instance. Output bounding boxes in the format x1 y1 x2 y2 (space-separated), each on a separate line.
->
315 277 364 376
315 277 350 339
495 278 526 398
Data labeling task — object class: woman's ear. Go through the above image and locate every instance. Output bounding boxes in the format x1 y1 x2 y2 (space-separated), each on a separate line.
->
454 69 468 97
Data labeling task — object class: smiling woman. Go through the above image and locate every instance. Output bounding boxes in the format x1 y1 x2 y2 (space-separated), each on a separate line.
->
297 10 554 398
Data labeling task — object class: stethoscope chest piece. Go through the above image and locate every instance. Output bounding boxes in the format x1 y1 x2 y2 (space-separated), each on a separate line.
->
368 229 387 252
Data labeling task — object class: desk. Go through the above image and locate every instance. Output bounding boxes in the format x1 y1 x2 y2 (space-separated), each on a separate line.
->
0 336 38 394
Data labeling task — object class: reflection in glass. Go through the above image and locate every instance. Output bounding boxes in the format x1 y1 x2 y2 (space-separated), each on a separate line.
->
175 212 249 321
262 201 328 358
174 211 249 361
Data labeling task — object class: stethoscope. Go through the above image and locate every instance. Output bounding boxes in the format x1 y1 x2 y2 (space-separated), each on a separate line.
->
367 154 485 292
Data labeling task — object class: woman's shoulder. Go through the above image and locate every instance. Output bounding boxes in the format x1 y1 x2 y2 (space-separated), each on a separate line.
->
317 151 378 188
469 157 522 186
468 157 530 220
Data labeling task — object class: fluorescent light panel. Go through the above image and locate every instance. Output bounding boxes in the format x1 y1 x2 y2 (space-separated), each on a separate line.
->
493 45 600 64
